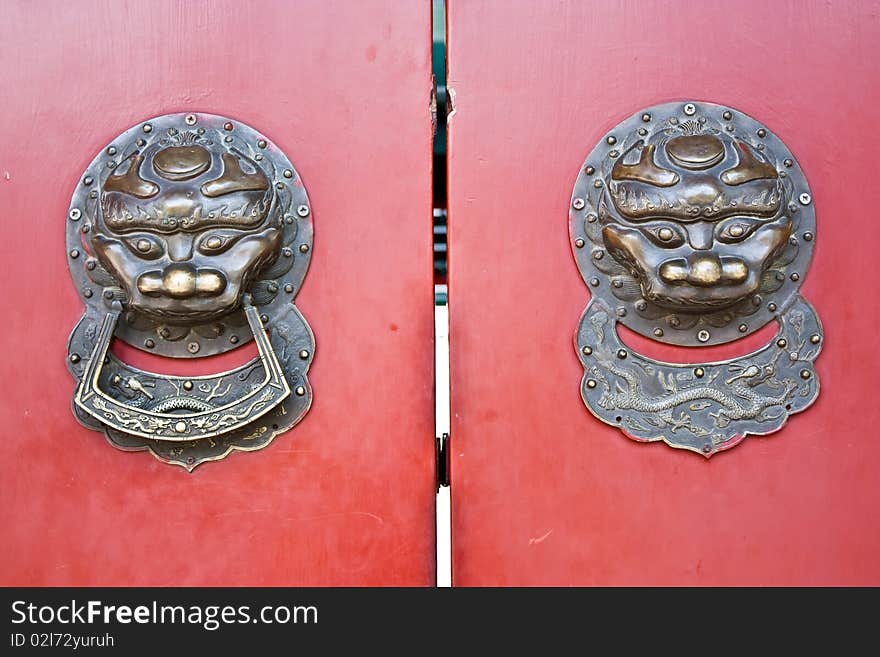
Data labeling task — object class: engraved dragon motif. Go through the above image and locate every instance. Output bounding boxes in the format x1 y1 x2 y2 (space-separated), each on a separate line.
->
587 309 797 429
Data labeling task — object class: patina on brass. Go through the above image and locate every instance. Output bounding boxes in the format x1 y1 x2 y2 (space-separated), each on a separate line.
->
570 101 822 456
66 113 314 469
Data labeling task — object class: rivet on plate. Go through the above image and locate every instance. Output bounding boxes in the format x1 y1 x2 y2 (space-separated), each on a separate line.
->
187 342 200 353
283 169 293 179
589 277 599 287
738 323 748 333
616 349 627 359
790 272 800 282
722 110 732 120
142 123 152 133
768 302 777 312
574 238 585 248
69 208 81 221
803 232 814 241
800 369 811 380
223 122 234 131
683 103 696 116
185 114 197 125
784 158 793 168
297 205 310 217
284 284 294 293
586 379 597 389
810 334 821 344
641 113 651 122
230 335 239 344
69 249 80 259
757 128 767 138
299 350 310 359
572 198 585 210
653 328 663 337
83 289 93 298
83 176 93 186
299 244 310 253
799 193 811 205
697 329 710 343
174 421 187 433
694 367 705 378
702 444 712 454
183 381 193 391
606 135 616 145
582 346 593 356
224 135 233 143
106 146 117 156
69 353 80 364
257 139 268 149
295 386 306 396
260 314 269 324
777 338 787 348
584 166 595 175
144 339 155 348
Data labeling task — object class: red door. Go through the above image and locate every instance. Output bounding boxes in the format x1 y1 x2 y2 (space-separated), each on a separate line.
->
447 0 880 585
0 0 435 585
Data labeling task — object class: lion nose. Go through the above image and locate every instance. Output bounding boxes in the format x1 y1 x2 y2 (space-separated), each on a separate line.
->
163 264 198 298
659 255 748 287
136 264 227 298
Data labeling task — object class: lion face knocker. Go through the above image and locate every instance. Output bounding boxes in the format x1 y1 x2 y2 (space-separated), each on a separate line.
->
570 102 822 456
66 113 314 469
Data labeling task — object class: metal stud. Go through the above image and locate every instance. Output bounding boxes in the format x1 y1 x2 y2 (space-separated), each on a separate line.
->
297 205 310 217
683 103 696 116
295 386 306 396
184 114 197 125
572 198 585 210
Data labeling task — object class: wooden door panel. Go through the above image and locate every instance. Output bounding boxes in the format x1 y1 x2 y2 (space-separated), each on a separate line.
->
447 0 880 585
0 0 435 585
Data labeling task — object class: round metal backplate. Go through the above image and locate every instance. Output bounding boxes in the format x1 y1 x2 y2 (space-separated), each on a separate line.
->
569 101 815 347
65 112 313 358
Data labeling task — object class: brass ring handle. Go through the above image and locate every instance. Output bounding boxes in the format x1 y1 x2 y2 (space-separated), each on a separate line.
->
74 300 290 442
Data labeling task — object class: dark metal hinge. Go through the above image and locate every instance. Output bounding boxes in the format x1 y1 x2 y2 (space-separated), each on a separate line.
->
436 432 449 488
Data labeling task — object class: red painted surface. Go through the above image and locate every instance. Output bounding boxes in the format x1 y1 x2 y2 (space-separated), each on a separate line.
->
0 0 435 585
448 0 880 585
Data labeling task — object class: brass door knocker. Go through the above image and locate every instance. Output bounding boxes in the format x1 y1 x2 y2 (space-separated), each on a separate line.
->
570 102 822 456
66 113 314 469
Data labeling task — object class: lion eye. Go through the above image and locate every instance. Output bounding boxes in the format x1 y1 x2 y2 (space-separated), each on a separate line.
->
717 219 760 243
644 225 685 248
197 232 238 255
124 235 164 260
